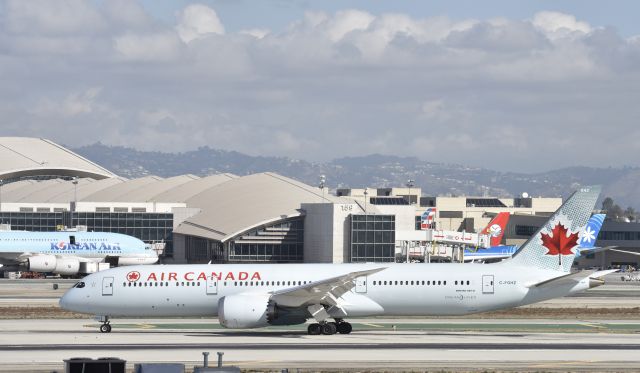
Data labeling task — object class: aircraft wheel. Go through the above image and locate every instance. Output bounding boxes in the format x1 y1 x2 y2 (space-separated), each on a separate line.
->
337 322 352 334
307 323 321 335
321 322 337 335
100 324 112 333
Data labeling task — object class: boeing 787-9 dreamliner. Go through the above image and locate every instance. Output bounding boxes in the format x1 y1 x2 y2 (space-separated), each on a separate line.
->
60 186 614 335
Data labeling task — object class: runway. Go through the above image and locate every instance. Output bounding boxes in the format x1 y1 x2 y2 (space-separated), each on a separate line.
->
2 318 640 372
1 277 639 371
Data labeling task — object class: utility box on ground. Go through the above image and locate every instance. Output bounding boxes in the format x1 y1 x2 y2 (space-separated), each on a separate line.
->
64 357 126 373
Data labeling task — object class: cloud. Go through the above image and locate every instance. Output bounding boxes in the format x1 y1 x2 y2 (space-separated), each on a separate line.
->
175 4 225 43
532 11 592 40
34 87 104 117
2 0 106 35
114 31 184 61
0 3 639 172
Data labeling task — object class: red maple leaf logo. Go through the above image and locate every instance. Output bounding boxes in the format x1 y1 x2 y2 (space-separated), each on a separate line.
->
126 271 140 282
541 223 579 257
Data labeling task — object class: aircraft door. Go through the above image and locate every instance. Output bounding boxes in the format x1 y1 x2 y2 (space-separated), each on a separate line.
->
206 276 218 295
482 275 494 294
355 276 367 293
102 277 114 296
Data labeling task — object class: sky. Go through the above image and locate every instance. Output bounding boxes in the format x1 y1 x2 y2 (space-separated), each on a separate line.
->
1 1 639 172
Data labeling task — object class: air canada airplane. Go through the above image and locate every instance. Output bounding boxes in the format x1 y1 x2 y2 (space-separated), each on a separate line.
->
60 186 615 335
0 231 158 275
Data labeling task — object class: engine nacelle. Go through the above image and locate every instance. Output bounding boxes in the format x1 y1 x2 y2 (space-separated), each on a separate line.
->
27 255 57 272
53 257 80 275
218 293 271 329
218 294 308 329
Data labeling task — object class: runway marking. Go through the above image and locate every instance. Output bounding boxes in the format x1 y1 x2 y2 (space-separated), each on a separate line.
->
138 323 156 329
236 360 279 367
360 323 384 328
530 360 598 368
582 322 606 329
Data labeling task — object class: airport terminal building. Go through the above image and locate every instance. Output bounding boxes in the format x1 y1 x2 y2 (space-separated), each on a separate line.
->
1 137 639 269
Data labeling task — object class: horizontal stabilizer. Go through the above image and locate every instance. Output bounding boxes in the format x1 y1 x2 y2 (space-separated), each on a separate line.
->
528 268 619 288
528 271 593 288
609 248 640 257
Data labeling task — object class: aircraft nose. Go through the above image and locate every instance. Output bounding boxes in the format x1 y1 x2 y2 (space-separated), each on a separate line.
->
59 289 81 312
58 292 70 310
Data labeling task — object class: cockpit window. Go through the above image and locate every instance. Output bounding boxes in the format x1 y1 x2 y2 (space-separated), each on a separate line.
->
73 282 85 288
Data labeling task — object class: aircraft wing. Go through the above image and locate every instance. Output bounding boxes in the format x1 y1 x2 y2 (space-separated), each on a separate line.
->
0 252 32 265
270 267 386 308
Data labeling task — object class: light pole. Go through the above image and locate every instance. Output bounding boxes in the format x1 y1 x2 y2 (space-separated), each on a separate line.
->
406 179 415 205
319 174 326 202
0 179 3 213
405 179 415 263
364 188 368 215
72 177 78 228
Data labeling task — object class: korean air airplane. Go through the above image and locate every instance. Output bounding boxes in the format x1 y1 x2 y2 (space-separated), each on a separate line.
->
60 186 615 335
464 214 607 262
0 231 158 275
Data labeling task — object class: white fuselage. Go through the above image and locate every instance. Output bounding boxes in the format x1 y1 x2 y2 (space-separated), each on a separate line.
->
60 262 591 318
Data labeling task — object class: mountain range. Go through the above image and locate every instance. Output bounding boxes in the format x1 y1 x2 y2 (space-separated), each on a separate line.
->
72 143 639 210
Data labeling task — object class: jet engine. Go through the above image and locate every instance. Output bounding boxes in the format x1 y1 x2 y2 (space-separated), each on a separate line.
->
218 294 307 329
27 255 57 272
53 257 80 275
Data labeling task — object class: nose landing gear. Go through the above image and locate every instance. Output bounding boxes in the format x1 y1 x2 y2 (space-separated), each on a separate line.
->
97 315 112 333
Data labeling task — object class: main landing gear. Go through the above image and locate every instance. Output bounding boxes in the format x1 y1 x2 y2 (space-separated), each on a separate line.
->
307 319 352 335
98 316 112 333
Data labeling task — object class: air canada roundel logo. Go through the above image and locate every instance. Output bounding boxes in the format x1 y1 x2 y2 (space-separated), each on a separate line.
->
126 271 141 282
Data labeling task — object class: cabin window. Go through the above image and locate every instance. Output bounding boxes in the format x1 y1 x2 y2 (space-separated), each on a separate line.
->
455 281 458 285
467 280 470 285
197 282 200 286
122 282 126 287
438 281 441 285
128 283 131 287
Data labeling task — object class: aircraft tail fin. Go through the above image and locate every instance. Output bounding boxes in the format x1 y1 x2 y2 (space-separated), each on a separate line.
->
506 186 601 273
480 212 510 246
578 213 605 250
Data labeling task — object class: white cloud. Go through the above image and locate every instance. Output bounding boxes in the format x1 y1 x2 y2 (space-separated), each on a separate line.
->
3 0 106 35
1 3 640 171
325 9 375 42
532 11 592 40
239 29 270 39
34 87 104 118
114 32 184 61
175 4 225 43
